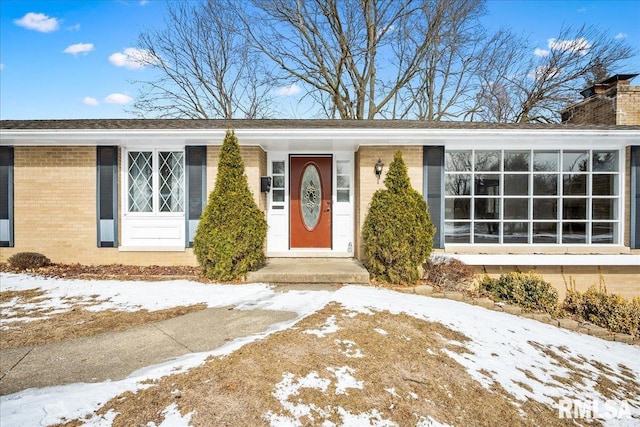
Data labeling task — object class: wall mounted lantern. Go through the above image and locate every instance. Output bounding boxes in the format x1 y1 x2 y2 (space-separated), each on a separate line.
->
374 159 384 183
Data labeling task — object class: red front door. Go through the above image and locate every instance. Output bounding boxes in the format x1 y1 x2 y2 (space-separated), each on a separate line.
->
290 156 332 248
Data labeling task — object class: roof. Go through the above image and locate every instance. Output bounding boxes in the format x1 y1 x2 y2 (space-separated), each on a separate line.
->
599 73 638 85
2 118 639 131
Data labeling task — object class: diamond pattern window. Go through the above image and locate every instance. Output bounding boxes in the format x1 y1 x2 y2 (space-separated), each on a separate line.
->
127 150 185 214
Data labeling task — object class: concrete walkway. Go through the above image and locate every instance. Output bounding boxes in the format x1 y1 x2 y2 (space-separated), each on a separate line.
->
0 260 370 396
246 258 370 284
0 306 297 396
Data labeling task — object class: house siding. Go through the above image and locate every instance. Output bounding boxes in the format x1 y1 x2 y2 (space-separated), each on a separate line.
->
562 84 640 125
0 145 264 266
482 265 640 301
354 145 423 259
0 119 637 297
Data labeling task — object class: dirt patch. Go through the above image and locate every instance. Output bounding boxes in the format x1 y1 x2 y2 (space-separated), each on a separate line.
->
55 303 595 427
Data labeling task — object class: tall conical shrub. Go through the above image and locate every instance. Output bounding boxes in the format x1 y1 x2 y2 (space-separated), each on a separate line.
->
194 130 267 281
362 151 435 285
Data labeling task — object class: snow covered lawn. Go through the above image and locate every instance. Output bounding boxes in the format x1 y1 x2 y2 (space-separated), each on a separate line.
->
1 273 639 426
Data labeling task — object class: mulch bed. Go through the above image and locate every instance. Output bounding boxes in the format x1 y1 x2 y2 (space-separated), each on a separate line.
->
0 262 207 282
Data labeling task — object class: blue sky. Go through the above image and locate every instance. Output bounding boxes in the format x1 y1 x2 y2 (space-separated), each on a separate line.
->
1 0 639 120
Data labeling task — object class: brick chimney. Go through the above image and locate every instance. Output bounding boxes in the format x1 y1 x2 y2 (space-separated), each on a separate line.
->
561 73 639 125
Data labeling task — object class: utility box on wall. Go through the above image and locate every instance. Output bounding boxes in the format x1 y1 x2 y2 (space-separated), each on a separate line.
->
260 176 272 193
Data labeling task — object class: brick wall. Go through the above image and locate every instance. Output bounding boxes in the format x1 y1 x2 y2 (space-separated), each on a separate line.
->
354 146 423 259
4 146 98 264
0 145 265 266
0 146 198 266
206 146 265 209
482 265 640 300
616 86 640 125
562 84 640 125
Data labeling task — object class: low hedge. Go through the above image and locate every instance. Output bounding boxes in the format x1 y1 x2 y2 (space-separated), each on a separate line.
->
478 271 559 315
563 285 640 338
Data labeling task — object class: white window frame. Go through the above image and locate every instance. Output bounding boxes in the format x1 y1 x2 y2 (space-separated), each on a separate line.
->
120 147 187 251
444 148 622 245
124 149 185 217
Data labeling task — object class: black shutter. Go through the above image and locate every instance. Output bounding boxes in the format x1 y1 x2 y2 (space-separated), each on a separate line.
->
185 146 207 247
632 146 640 249
424 146 444 249
0 146 14 247
96 146 118 247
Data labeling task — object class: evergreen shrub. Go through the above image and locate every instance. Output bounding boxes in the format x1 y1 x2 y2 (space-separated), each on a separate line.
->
479 271 559 314
7 252 51 270
362 151 435 285
193 130 267 281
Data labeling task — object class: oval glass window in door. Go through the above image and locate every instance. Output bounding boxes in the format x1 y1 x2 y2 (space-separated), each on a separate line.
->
300 164 321 230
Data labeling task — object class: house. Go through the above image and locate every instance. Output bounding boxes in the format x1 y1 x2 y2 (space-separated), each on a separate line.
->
1 79 639 298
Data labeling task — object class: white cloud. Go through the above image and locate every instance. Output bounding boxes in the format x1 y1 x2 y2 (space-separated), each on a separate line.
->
0 63 4 71
108 48 155 69
104 93 133 104
615 32 627 40
83 97 99 106
548 37 591 55
276 83 302 97
530 64 559 80
63 43 95 56
67 23 81 31
577 7 587 13
14 12 59 33
140 0 149 5
534 48 550 57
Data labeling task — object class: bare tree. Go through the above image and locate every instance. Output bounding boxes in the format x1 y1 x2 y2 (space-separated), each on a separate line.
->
130 1 274 119
472 25 635 123
387 0 501 121
583 59 609 87
240 0 462 119
130 1 635 122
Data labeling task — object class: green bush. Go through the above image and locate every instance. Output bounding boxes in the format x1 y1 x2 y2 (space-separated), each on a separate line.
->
7 252 51 270
362 151 435 285
193 130 267 281
423 255 476 292
478 271 559 314
562 284 640 337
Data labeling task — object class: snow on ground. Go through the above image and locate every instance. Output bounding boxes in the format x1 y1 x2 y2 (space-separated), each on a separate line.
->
1 273 639 426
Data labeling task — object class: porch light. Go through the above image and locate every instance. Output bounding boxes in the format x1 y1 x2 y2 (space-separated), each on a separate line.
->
374 158 384 182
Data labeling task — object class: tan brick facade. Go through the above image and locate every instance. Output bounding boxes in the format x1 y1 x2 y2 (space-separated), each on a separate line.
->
205 145 265 210
481 265 640 301
354 146 423 259
0 145 265 266
617 86 640 125
561 82 640 125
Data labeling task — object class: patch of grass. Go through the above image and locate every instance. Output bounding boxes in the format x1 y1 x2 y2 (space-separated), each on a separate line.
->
1 304 207 349
0 288 47 304
54 304 594 427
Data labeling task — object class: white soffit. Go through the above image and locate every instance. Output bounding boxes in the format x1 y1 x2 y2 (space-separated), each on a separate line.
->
1 127 639 151
447 253 640 266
